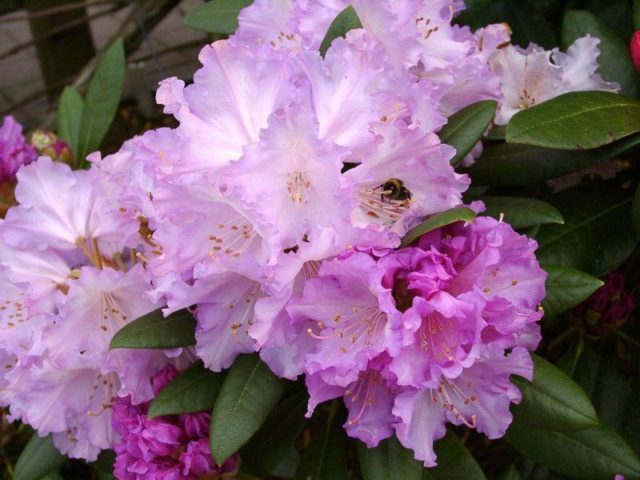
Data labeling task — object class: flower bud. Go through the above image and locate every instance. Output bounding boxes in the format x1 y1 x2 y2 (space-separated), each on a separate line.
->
631 31 640 71
575 273 635 337
30 130 73 165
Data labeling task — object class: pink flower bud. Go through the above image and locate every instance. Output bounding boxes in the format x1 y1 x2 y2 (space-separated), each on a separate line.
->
630 31 640 71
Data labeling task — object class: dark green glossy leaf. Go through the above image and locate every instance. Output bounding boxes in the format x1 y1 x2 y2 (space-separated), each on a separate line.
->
562 10 639 98
507 91 640 150
401 207 476 247
184 0 253 34
439 100 497 166
482 197 564 229
110 308 196 349
429 430 486 480
89 449 115 473
57 86 84 161
294 402 349 480
149 363 225 418
633 185 640 238
466 143 603 186
78 39 125 166
542 265 604 316
498 465 522 480
14 434 65 480
486 125 506 141
512 354 598 432
319 5 362 57
357 436 423 480
507 423 640 479
242 391 308 478
535 185 635 276
210 354 286 464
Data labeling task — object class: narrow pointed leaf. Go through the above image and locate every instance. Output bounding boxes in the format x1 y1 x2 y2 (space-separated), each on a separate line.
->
110 308 196 349
512 354 598 432
78 39 125 166
439 100 497 166
149 363 225 418
401 207 476 247
14 434 65 480
294 402 349 480
57 86 84 160
542 266 604 316
482 197 564 229
210 354 286 464
429 430 486 480
507 423 640 479
184 0 253 34
506 91 640 150
319 5 362 57
562 10 639 98
357 436 423 480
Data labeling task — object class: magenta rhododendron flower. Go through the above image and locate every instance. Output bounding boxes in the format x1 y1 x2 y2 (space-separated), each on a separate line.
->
281 216 545 464
0 116 36 183
113 365 238 479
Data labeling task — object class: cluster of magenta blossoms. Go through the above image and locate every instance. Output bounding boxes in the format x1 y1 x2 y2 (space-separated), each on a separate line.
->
0 0 617 473
113 365 238 479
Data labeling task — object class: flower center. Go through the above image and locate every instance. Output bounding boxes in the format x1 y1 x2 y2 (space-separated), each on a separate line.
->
287 170 310 205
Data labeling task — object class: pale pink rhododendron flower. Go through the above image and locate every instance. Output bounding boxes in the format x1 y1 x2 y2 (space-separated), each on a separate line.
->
0 158 186 460
489 36 619 124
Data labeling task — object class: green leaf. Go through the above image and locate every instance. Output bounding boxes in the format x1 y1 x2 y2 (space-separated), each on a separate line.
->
482 197 564 229
542 265 604 316
401 207 477 247
184 0 253 34
507 423 640 479
498 465 522 480
535 185 635 276
294 402 349 480
77 39 125 166
562 10 639 98
210 354 286 464
89 449 115 473
14 434 65 480
635 0 640 30
429 430 486 480
110 308 196 349
57 86 84 160
512 354 598 432
319 6 362 57
242 391 308 477
633 185 640 238
149 363 225 418
507 91 640 150
439 100 497 166
357 436 423 480
469 132 640 186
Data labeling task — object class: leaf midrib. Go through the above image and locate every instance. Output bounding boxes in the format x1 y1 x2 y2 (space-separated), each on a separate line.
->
510 102 640 140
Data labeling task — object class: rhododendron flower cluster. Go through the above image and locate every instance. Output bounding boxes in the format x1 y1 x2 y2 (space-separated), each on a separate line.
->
0 0 619 472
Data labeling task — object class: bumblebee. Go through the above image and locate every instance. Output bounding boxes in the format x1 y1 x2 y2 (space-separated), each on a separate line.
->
380 178 411 203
